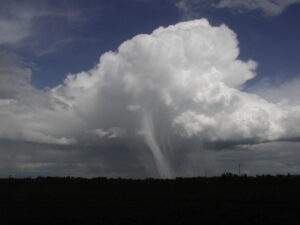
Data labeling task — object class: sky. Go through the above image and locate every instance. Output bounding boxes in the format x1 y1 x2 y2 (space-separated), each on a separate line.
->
0 0 300 178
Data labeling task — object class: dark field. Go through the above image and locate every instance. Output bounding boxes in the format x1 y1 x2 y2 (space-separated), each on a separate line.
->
2 175 300 225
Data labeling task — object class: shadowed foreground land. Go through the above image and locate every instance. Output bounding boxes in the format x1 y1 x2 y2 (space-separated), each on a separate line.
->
2 175 300 225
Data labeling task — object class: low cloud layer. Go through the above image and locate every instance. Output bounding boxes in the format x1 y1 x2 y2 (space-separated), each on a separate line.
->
1 19 300 177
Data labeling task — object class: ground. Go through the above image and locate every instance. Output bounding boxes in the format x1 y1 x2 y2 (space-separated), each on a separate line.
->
2 175 300 225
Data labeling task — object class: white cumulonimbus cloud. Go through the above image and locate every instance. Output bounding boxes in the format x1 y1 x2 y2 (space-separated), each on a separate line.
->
1 19 300 177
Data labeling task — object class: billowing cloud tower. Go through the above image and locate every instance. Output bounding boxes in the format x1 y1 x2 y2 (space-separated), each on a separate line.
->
1 19 300 177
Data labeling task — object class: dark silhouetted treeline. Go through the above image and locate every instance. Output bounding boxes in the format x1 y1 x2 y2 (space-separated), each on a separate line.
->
2 174 300 225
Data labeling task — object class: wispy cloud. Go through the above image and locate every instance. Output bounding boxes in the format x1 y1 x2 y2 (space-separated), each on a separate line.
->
176 0 300 18
0 0 85 48
216 0 300 16
0 2 33 45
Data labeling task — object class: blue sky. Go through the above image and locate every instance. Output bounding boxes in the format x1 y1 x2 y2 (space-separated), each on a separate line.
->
8 0 181 87
2 0 300 88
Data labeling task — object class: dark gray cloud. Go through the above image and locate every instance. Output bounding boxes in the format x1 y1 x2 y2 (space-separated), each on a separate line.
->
1 139 299 178
0 139 149 178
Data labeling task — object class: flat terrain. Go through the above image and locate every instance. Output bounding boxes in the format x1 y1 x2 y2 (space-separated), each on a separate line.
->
2 175 300 225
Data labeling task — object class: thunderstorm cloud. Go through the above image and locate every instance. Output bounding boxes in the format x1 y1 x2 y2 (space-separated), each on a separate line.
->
1 19 300 177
